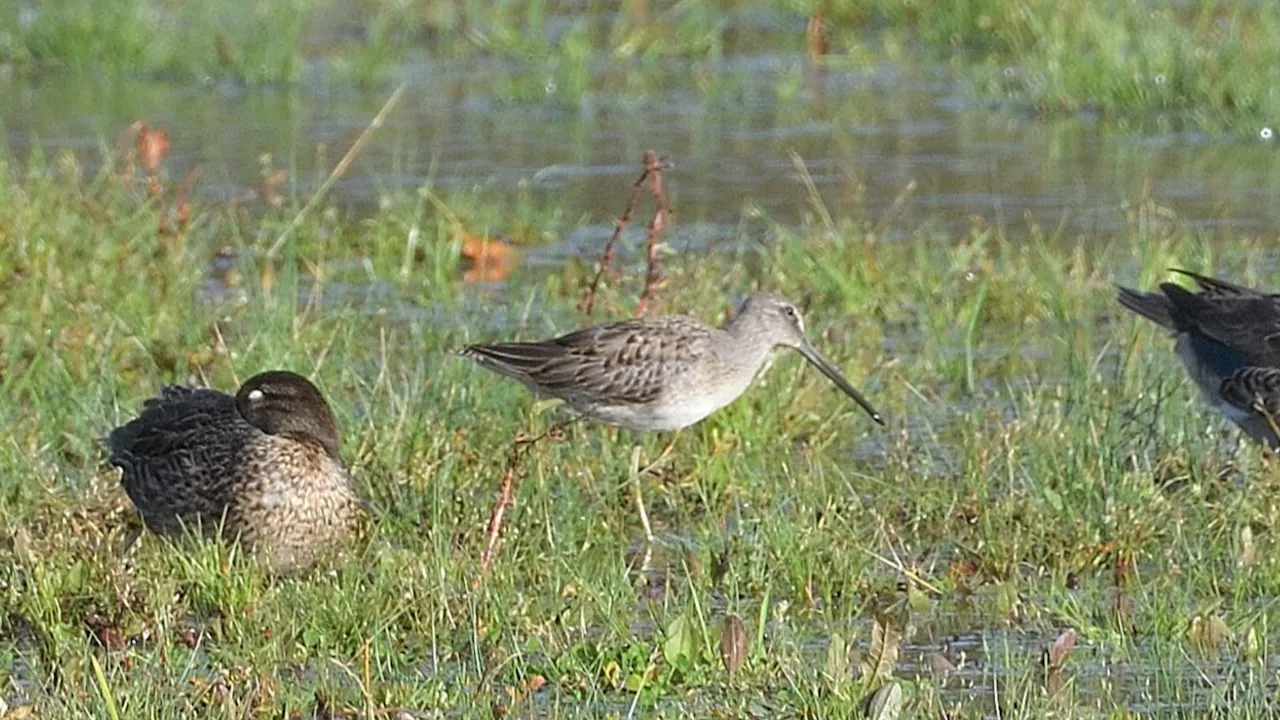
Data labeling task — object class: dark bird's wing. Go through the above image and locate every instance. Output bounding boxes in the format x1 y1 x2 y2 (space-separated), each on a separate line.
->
1218 366 1280 448
1172 268 1260 296
108 386 249 534
1118 269 1280 367
1220 366 1280 415
1116 284 1177 330
462 316 714 406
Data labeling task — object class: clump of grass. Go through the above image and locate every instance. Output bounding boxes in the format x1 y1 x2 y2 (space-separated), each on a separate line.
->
838 0 1280 128
5 144 1280 716
7 1 1280 128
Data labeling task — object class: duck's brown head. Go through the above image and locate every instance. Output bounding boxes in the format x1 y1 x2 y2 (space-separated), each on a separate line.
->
235 370 342 458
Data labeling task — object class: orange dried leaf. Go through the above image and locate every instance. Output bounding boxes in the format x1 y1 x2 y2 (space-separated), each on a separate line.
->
1047 628 1077 669
460 231 519 283
806 11 829 60
257 169 288 209
136 123 170 175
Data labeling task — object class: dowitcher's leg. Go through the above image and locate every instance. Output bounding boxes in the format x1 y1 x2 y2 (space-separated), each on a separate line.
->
629 444 655 545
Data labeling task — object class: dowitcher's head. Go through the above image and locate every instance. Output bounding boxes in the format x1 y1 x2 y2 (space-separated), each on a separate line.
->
735 292 884 425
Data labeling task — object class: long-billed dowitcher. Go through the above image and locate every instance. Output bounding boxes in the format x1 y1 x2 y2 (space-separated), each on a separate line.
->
461 292 885 546
462 292 884 431
1117 269 1280 447
108 370 362 571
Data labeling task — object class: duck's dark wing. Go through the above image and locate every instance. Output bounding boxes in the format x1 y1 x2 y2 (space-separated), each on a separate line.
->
461 316 714 405
108 386 251 535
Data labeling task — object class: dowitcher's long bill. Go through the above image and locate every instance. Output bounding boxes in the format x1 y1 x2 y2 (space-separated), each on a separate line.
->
792 334 883 424
1117 268 1280 448
460 292 884 431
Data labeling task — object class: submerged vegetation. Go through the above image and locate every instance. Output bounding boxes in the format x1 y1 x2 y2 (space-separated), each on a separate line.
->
3 123 1280 716
2 0 1280 128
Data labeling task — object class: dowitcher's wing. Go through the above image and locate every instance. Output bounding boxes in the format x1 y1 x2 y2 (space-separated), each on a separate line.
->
462 316 714 405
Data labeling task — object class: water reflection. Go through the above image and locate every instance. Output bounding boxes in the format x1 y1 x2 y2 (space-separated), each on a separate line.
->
4 51 1279 256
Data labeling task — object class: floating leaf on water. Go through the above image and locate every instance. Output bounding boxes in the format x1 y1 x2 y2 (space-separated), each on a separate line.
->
1238 525 1257 568
1042 627 1077 694
861 614 902 686
927 652 957 681
865 681 904 720
1047 627 1078 669
826 631 849 685
663 613 696 669
721 615 748 677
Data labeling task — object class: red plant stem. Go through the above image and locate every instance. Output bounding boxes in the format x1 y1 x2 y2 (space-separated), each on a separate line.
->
581 153 659 315
635 150 668 317
478 421 570 573
480 463 517 573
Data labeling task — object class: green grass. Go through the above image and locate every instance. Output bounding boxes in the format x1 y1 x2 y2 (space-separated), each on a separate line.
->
4 0 1280 128
858 0 1280 128
5 148 1280 716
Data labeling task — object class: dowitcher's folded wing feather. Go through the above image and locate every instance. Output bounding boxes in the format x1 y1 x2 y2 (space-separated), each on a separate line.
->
1118 270 1280 367
463 316 714 405
1172 268 1259 296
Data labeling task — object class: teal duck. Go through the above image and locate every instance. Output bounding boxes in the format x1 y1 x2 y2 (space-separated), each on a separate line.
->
108 370 361 570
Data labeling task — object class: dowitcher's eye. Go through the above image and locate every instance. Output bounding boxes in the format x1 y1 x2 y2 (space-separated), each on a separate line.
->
247 388 265 402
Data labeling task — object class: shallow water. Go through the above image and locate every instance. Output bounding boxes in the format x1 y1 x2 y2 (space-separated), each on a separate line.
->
5 47 1280 267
